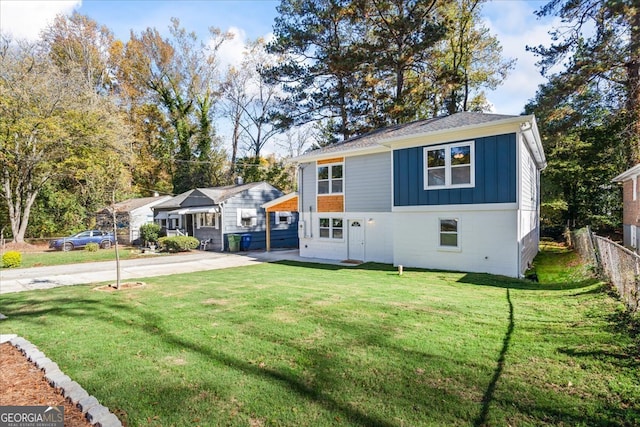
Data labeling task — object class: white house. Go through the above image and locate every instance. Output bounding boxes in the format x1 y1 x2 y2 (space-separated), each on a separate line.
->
291 112 546 277
97 195 172 244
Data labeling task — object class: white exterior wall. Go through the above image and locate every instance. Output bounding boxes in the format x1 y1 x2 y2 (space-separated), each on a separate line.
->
298 212 393 263
392 206 519 277
129 207 155 242
518 134 541 272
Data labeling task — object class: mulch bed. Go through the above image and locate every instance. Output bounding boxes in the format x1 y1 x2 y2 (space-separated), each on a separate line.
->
0 342 93 427
94 282 146 292
2 242 50 252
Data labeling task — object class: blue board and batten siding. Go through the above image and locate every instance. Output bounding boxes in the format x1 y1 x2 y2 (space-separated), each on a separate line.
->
393 133 517 206
221 184 299 251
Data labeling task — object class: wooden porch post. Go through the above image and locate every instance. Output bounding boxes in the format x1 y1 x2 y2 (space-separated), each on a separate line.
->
265 209 271 252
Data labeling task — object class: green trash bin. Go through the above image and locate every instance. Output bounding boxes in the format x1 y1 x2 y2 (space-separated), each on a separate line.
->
228 234 241 252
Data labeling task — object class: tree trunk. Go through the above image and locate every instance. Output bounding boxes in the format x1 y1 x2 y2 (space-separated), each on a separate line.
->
112 191 121 290
2 174 39 244
626 3 640 165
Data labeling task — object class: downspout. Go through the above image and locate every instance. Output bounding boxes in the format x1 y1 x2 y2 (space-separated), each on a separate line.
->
298 165 305 238
219 202 225 251
516 131 523 277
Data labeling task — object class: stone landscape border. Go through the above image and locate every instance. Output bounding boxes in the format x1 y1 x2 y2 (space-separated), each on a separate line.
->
4 335 122 427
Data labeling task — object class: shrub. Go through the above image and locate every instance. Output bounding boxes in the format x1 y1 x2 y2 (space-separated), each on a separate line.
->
2 250 22 268
85 242 99 252
157 236 200 252
140 223 162 246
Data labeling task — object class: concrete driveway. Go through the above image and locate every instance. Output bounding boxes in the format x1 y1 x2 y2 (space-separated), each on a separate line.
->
0 249 345 295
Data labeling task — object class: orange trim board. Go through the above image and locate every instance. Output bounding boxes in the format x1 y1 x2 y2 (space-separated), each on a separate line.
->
317 157 344 165
265 197 299 212
317 195 344 212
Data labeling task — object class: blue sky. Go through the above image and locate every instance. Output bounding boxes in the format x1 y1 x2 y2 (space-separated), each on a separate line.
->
0 0 558 151
78 0 280 41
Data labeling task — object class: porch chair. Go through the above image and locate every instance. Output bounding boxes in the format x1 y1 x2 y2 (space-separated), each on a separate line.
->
199 238 212 251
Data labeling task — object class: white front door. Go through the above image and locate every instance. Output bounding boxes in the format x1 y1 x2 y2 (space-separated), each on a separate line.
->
631 225 637 249
348 219 365 262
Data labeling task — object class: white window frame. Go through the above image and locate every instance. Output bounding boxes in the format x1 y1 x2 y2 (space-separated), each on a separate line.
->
438 218 461 251
238 208 258 228
424 141 475 190
317 162 344 195
319 217 344 240
275 211 293 225
196 212 218 229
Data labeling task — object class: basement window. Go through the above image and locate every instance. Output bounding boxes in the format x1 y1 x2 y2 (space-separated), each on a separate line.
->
439 218 459 248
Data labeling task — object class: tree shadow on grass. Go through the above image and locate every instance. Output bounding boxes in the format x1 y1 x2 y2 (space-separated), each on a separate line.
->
557 307 640 371
474 289 514 427
132 310 399 427
457 272 600 291
2 293 398 426
2 278 631 426
273 260 601 291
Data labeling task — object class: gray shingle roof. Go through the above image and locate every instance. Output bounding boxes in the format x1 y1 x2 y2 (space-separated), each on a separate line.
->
98 195 170 213
197 182 267 204
153 182 268 209
296 112 519 159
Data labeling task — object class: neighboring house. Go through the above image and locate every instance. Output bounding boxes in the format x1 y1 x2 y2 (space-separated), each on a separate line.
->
96 195 172 244
612 164 640 249
262 192 299 252
152 181 298 251
291 111 546 277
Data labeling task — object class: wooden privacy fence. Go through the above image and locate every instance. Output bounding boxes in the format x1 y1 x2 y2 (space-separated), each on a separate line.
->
570 227 640 313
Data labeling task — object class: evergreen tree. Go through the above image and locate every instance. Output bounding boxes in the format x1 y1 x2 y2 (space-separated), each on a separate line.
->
529 0 640 165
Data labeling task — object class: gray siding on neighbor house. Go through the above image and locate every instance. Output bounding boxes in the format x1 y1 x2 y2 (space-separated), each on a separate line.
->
299 162 317 214
621 224 640 250
345 152 392 212
220 183 283 250
191 221 222 251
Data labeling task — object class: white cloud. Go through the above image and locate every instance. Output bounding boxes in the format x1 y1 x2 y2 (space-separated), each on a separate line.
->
0 0 81 41
481 1 562 114
216 26 249 72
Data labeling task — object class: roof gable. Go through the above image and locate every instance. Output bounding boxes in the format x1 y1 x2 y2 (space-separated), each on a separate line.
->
99 195 172 213
153 182 277 209
292 111 546 169
612 164 640 182
294 112 518 159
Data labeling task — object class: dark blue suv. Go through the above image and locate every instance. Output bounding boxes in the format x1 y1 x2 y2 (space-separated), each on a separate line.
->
49 230 115 251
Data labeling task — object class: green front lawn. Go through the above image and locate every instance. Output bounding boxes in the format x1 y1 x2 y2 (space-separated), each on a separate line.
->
1 245 638 426
5 247 166 269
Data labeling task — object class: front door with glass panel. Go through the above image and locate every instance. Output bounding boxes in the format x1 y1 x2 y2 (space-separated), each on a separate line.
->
348 219 365 262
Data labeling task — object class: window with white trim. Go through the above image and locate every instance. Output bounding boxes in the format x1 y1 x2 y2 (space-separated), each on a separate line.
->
424 141 474 189
439 218 459 248
318 163 343 194
275 211 293 225
319 217 343 239
238 208 258 227
196 212 218 229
